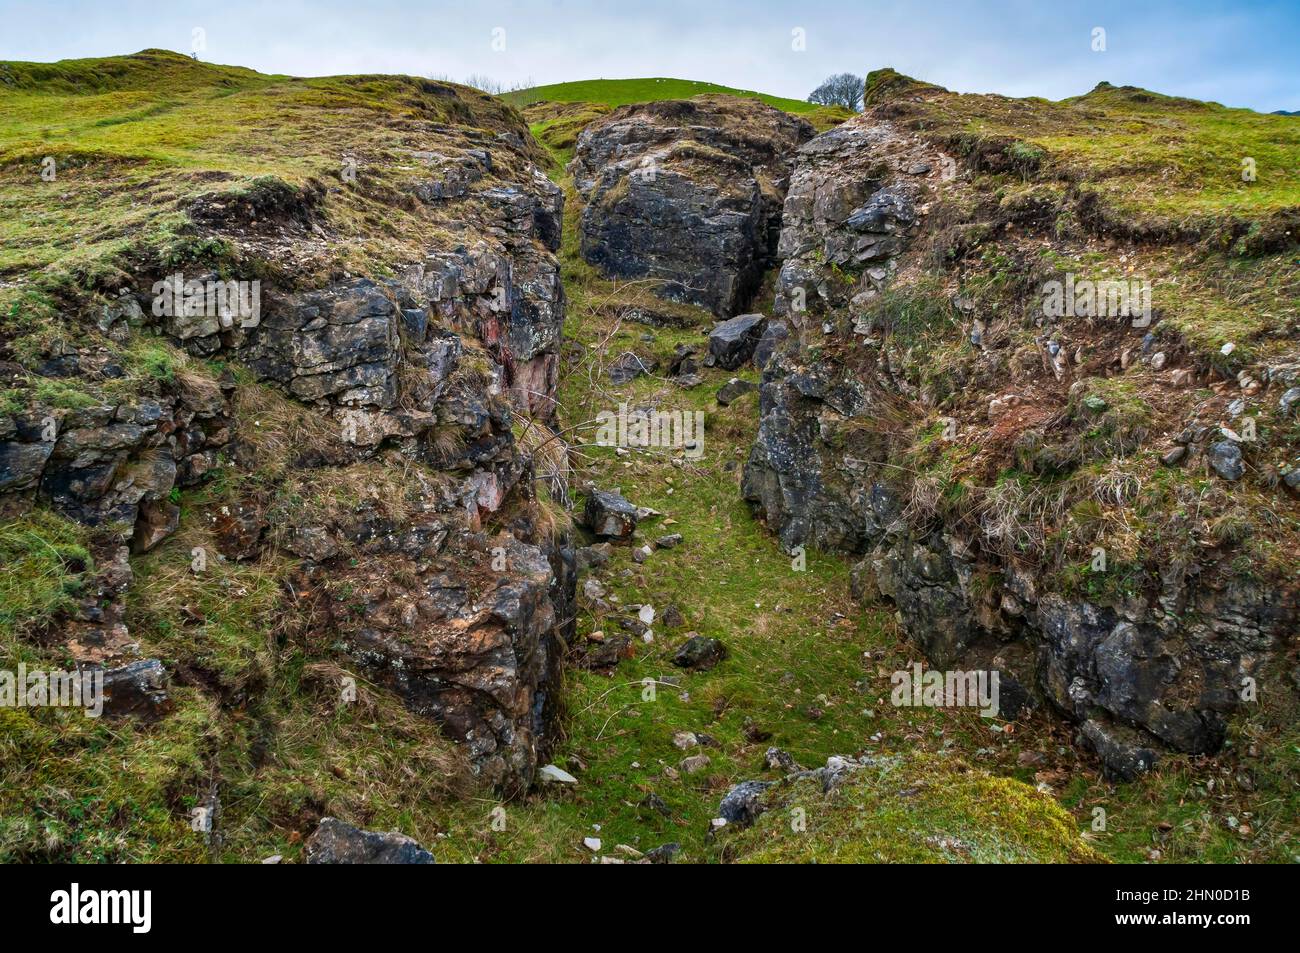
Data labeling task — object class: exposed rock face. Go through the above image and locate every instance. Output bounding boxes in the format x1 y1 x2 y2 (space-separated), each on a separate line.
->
571 96 813 316
305 817 435 864
743 364 885 553
743 105 1299 779
752 320 789 371
771 120 933 321
0 93 575 795
2 375 233 533
855 530 993 667
300 517 572 795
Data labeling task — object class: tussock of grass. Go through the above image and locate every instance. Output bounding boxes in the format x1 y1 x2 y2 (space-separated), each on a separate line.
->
0 509 92 649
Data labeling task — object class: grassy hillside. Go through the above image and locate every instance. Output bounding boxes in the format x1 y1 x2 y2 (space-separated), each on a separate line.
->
867 68 1300 221
0 48 534 295
510 77 854 154
504 76 820 113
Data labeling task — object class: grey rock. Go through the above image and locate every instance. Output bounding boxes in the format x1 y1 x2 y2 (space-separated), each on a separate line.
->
764 747 802 772
672 634 727 671
0 439 54 491
666 344 700 378
1208 440 1244 481
572 98 813 316
305 818 435 864
1161 446 1187 467
718 780 772 826
679 753 711 773
1080 719 1159 782
752 320 789 370
574 634 632 671
641 842 681 864
576 543 612 570
607 351 657 385
583 488 639 539
716 377 756 406
854 532 983 667
286 526 340 563
100 659 171 720
709 314 767 370
131 500 179 553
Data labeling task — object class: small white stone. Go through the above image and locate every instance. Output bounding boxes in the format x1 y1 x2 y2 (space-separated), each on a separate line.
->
538 764 578 784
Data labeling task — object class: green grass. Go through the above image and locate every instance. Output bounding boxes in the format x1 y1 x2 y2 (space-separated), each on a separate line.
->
0 48 536 294
506 77 822 114
873 68 1300 220
0 509 92 652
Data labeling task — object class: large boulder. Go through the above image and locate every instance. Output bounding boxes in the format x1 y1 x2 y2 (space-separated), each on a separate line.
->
571 97 813 316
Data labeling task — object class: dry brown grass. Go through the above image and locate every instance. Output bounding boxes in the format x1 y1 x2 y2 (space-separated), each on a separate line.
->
231 378 341 482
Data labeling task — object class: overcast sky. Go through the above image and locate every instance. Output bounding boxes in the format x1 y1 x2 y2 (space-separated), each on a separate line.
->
1 0 1297 112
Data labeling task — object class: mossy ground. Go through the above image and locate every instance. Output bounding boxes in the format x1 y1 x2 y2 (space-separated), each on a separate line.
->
729 754 1102 864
